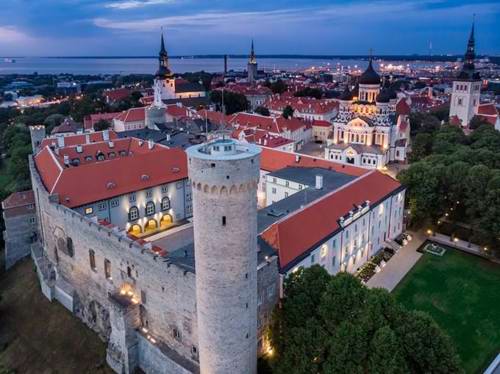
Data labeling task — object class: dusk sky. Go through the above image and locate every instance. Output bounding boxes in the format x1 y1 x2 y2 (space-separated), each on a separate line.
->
0 0 499 57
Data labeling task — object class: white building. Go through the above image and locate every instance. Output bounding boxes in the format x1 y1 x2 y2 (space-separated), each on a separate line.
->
325 60 410 169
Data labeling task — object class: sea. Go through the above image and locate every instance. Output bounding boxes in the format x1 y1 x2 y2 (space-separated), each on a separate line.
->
0 56 443 75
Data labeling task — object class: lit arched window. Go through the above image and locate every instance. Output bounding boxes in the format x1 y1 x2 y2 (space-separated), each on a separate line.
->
145 201 155 216
161 197 171 211
129 206 139 221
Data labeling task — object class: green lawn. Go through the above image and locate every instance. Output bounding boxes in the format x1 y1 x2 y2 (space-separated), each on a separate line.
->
393 247 500 374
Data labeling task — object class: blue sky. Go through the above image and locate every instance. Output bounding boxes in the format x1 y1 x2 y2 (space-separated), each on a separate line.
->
0 0 499 56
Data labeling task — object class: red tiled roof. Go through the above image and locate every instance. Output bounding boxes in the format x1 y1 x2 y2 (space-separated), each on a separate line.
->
166 104 189 118
265 96 338 115
230 113 307 134
475 115 497 126
449 115 462 126
477 103 498 116
2 190 35 209
222 84 272 96
34 139 187 208
260 171 402 270
83 112 121 130
40 131 119 150
260 147 367 177
312 120 331 128
114 107 146 123
104 88 131 102
396 99 411 116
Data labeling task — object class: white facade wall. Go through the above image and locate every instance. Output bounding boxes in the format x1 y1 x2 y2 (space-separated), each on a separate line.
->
264 175 307 206
283 190 405 278
449 80 481 127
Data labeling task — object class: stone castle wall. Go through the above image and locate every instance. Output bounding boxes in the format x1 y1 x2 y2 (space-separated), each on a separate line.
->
30 157 200 373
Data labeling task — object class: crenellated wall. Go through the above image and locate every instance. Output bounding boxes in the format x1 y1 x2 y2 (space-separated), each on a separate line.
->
30 156 200 373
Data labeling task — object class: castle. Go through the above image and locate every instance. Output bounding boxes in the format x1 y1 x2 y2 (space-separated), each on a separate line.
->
26 122 405 373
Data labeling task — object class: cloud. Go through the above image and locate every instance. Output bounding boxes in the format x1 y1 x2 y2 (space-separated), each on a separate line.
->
105 0 176 10
0 25 33 43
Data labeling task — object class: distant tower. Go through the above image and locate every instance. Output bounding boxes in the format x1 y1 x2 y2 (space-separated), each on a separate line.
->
449 18 481 127
29 125 46 153
247 40 258 84
187 138 261 374
224 54 228 76
153 31 176 102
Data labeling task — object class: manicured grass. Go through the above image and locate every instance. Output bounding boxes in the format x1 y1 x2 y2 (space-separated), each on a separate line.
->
393 247 500 374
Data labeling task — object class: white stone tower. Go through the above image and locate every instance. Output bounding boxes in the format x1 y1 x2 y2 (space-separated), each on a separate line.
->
449 20 481 127
187 137 261 374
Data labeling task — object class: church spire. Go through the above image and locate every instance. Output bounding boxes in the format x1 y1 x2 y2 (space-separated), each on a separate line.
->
463 16 476 71
156 29 172 78
249 39 256 64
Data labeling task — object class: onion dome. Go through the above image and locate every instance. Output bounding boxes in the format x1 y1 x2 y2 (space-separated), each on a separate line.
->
359 59 381 85
339 86 353 101
376 89 391 103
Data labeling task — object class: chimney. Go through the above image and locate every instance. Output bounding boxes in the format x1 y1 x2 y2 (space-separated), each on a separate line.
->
76 145 83 153
108 141 114 148
295 154 301 163
148 139 154 150
103 130 110 141
56 136 64 148
85 133 90 144
315 174 323 190
63 155 69 166
166 134 171 141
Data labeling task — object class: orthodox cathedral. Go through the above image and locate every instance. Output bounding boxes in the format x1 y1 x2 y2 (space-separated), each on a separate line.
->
325 59 410 169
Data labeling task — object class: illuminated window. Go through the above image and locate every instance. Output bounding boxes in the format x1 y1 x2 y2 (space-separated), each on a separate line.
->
129 206 139 221
161 197 171 211
320 244 328 258
145 201 155 216
85 207 93 215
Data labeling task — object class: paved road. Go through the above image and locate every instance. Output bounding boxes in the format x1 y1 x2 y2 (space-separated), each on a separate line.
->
367 230 425 291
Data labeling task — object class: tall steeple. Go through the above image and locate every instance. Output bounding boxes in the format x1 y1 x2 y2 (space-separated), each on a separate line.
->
463 17 476 72
249 39 257 65
156 29 172 78
458 16 480 80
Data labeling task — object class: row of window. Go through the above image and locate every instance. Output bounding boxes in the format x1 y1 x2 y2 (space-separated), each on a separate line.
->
128 198 171 221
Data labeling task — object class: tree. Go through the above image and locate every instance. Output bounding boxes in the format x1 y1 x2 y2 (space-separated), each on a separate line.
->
410 133 433 162
294 87 322 99
254 106 270 116
209 90 249 115
94 119 111 131
282 105 294 119
469 115 490 130
269 267 462 374
265 79 287 94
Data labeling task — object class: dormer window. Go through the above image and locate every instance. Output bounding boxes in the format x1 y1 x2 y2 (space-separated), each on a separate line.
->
85 155 93 161
96 152 105 161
